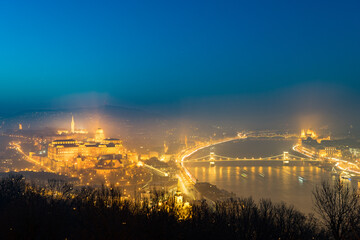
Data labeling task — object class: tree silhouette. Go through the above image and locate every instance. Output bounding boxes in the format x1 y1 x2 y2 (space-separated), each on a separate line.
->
313 179 360 240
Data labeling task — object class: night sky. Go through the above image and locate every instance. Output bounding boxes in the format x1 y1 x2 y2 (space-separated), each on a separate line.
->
1 0 360 121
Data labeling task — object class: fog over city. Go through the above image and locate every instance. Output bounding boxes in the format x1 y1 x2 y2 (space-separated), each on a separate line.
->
1 0 360 239
2 81 359 136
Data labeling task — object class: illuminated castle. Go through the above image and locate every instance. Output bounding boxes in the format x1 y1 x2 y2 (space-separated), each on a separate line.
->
300 129 330 144
48 127 124 170
48 138 123 161
300 129 317 139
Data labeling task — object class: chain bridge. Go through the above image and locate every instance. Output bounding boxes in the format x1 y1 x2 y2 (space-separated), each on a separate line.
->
185 151 318 164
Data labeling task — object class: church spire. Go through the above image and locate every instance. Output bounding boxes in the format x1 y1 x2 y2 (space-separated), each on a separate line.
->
71 115 75 133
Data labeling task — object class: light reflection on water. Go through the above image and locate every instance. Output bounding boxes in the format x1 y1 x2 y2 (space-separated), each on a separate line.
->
187 163 331 213
185 139 358 213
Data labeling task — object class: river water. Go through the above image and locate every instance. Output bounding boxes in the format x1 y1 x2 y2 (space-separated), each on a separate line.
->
185 139 340 213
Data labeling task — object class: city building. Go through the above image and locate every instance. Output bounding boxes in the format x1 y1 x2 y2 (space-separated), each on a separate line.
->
350 148 360 158
301 129 317 139
95 154 124 174
300 129 330 143
95 128 105 142
319 147 342 158
47 129 125 170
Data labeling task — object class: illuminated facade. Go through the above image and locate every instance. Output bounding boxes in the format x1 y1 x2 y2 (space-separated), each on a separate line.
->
300 129 317 139
49 119 131 171
95 128 105 142
300 129 330 143
48 138 124 169
319 147 342 158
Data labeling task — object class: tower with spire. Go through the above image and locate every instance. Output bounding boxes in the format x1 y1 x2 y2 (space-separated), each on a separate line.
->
71 115 75 134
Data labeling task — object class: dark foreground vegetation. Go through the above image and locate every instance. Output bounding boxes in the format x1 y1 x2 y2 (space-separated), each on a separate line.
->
0 175 359 240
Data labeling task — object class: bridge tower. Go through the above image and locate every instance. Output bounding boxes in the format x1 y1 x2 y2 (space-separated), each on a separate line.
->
210 151 215 160
283 151 289 160
283 151 289 164
209 147 215 166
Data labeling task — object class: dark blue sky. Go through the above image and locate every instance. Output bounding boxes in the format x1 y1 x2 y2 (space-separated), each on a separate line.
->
1 0 360 114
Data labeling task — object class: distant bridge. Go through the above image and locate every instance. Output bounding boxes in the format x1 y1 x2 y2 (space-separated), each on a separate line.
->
185 151 318 163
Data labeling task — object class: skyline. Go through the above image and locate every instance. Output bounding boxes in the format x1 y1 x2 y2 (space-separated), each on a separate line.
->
1 2 360 238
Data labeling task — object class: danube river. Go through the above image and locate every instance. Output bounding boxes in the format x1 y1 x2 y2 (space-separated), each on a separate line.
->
185 139 337 213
